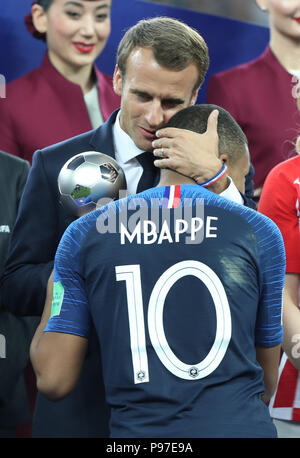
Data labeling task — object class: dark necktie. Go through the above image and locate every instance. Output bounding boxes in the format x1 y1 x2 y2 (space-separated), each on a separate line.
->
136 152 159 193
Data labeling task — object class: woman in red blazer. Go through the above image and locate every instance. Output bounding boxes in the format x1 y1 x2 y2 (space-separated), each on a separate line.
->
206 0 300 200
0 0 120 163
0 0 120 438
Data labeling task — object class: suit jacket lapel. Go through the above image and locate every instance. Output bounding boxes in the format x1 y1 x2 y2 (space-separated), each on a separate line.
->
88 109 161 190
89 109 119 159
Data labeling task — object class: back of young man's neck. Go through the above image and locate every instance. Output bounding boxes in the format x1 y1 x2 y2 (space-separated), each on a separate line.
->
157 171 196 187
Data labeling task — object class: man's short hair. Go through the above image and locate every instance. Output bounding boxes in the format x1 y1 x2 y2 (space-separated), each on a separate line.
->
116 17 209 91
167 104 248 163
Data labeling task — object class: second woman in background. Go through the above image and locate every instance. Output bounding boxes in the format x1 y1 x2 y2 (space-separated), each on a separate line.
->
207 0 300 201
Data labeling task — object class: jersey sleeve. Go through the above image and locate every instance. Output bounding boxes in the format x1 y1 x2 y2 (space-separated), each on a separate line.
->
258 163 300 274
44 221 91 338
254 214 285 347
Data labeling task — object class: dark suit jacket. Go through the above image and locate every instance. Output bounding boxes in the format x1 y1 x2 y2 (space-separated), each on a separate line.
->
0 151 39 430
1 111 121 437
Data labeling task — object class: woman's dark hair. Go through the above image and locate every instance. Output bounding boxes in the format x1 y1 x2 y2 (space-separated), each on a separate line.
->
25 1 103 40
35 0 53 11
24 1 53 41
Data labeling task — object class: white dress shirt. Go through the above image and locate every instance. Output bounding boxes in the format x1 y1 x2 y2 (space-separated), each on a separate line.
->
113 111 144 196
221 177 244 205
112 111 244 205
84 84 104 129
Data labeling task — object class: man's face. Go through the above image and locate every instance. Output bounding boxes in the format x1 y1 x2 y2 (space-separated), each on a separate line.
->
227 145 250 195
113 47 200 151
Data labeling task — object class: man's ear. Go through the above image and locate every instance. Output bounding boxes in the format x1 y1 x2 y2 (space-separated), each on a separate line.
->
219 153 229 165
113 65 123 96
190 87 200 106
32 4 48 35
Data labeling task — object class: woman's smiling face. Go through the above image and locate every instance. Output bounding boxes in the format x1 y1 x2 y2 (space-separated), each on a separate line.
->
33 0 112 73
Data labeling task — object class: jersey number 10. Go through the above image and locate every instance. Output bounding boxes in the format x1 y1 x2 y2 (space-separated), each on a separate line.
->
116 260 232 384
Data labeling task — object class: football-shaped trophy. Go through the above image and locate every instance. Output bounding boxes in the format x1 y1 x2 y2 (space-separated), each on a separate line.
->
58 152 126 216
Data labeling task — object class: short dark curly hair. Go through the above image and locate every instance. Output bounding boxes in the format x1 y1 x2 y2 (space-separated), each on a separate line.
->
167 104 248 163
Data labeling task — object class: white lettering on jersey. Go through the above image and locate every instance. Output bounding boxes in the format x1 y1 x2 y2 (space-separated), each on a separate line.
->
120 217 218 245
116 261 231 383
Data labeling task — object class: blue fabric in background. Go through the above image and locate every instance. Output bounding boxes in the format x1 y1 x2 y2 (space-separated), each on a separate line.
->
0 0 269 103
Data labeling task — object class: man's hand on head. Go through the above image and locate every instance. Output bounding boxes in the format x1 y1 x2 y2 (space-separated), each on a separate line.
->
152 110 228 193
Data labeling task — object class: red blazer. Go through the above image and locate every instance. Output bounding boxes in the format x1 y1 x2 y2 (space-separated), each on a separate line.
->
0 53 120 162
206 46 300 189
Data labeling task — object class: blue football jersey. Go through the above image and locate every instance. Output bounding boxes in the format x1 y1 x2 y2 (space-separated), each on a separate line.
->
45 184 285 438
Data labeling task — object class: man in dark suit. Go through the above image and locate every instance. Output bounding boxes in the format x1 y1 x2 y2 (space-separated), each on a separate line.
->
1 17 254 438
0 150 39 437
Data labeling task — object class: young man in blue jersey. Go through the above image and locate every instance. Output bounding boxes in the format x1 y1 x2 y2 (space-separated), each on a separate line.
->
30 106 285 438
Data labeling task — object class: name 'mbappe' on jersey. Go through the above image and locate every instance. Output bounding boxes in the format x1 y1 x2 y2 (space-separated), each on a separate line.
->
119 214 219 245
96 193 219 245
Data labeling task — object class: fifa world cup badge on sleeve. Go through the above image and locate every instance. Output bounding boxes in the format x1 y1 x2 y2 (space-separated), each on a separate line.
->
50 282 64 317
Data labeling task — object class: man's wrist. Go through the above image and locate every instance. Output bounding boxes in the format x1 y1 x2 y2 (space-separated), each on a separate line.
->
194 160 229 194
193 159 224 184
197 163 228 188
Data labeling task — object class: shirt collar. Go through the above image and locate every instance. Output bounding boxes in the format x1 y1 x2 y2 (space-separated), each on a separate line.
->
113 111 144 163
